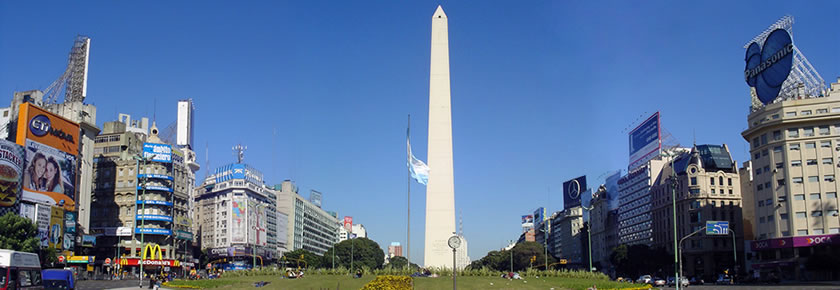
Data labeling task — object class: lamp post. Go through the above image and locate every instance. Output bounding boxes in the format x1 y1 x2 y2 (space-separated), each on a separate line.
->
448 234 461 290
581 203 594 272
509 240 514 273
132 153 154 288
678 226 706 284
660 150 681 290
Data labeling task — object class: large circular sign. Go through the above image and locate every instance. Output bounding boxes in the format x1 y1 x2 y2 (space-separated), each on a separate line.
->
744 29 794 105
568 180 581 200
29 115 51 137
58 256 65 263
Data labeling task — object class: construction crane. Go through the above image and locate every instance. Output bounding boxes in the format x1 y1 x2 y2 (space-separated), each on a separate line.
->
42 35 91 105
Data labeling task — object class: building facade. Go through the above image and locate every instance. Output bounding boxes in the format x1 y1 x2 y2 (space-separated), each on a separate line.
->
552 207 584 266
339 224 367 242
650 144 743 279
618 158 669 246
589 185 612 270
741 79 840 280
275 180 339 255
195 163 277 269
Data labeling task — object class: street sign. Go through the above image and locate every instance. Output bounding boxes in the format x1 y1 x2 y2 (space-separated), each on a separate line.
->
57 256 65 263
104 258 111 265
706 221 729 235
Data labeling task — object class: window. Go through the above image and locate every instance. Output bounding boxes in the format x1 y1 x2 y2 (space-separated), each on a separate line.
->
776 162 784 169
788 129 799 138
753 138 760 148
757 184 764 191
809 176 819 183
773 146 783 152
794 194 805 201
822 141 832 148
762 149 769 156
812 211 823 217
719 177 724 185
790 143 800 150
828 192 837 199
807 159 818 165
795 212 807 218
690 177 696 185
720 189 725 194
767 215 774 223
832 228 840 234
804 128 815 137
802 110 812 115
765 181 771 189
778 179 786 186
773 130 782 140
780 213 788 220
814 229 825 234
754 152 761 159
823 158 833 165
756 168 762 175
710 177 715 185
728 178 733 186
793 177 803 183
758 200 765 207
761 134 768 145
827 175 836 182
810 193 821 200
806 143 816 149
759 217 766 223
817 108 829 114
820 126 831 135
827 210 839 216
729 189 733 195
798 230 809 236
792 160 802 167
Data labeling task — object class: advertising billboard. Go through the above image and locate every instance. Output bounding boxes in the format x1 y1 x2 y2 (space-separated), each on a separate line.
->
343 216 353 233
215 163 263 184
0 140 24 216
563 176 587 210
19 202 35 220
628 112 661 169
64 211 76 234
143 143 172 163
82 235 96 247
249 203 267 246
744 29 794 105
521 215 534 224
230 197 247 243
310 190 322 208
49 206 64 249
533 207 546 225
35 204 50 247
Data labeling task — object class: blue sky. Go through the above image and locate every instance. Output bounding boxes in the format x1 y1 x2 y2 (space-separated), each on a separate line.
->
2 1 840 265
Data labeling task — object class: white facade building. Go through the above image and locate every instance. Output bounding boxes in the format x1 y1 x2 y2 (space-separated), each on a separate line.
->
176 99 194 149
339 224 367 242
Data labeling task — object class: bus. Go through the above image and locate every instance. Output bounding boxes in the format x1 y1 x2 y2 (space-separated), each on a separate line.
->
0 249 42 290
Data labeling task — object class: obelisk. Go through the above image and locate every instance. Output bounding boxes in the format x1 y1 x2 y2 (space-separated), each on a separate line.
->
424 5 456 269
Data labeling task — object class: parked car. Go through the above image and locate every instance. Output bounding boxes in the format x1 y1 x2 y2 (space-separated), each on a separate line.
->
667 276 690 287
689 276 705 285
0 249 42 289
635 275 652 284
43 268 76 290
653 277 666 286
715 274 732 285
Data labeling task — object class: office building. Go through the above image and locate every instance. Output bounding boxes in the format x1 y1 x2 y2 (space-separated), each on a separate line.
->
388 242 403 259
618 157 669 246
275 180 339 255
339 224 367 241
649 144 743 278
553 207 584 266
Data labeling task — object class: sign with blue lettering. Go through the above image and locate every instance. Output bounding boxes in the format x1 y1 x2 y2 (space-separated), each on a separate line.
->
744 29 794 105
136 215 173 222
138 174 173 181
215 163 263 184
143 143 172 163
629 112 661 169
138 185 173 192
135 228 171 235
136 200 173 206
706 221 729 235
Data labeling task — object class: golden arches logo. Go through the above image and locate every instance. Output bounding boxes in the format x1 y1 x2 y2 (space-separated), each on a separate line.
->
142 244 163 260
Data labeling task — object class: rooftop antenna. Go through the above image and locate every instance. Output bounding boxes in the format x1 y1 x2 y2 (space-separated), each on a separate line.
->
459 210 463 236
233 143 247 164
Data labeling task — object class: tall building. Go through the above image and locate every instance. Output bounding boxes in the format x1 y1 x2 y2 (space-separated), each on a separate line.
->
589 185 613 270
176 99 194 149
388 242 403 258
741 78 840 280
275 180 339 255
424 5 457 268
91 120 195 271
339 224 367 242
617 158 669 246
649 144 743 278
195 162 277 269
554 207 584 266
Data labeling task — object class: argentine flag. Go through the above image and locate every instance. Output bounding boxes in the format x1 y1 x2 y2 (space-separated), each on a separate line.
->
407 138 430 185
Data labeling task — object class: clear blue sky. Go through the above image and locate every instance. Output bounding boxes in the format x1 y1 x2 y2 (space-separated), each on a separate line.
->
2 1 840 265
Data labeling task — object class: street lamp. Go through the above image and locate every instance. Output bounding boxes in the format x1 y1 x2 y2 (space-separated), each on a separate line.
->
132 153 155 288
508 240 514 273
448 234 461 290
660 150 681 290
582 200 596 272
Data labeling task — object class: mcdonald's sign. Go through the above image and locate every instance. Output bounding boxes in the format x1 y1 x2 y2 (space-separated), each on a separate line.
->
142 244 163 260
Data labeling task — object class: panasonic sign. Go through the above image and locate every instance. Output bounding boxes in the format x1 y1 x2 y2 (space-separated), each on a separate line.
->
744 29 794 105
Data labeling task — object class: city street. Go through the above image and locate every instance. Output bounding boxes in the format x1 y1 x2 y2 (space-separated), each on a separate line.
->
76 279 152 290
656 284 840 290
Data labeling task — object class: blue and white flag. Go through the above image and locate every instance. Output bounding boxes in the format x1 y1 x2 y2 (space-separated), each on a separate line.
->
407 138 430 185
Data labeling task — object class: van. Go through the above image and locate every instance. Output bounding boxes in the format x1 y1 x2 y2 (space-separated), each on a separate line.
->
41 269 73 290
0 249 42 289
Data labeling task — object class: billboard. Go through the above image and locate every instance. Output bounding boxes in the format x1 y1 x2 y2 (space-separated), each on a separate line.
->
64 211 76 234
250 203 267 246
215 163 263 184
230 196 247 243
143 143 172 163
49 206 64 249
744 29 794 105
35 204 50 247
0 140 24 216
521 215 533 224
343 216 353 233
563 176 587 210
310 190 322 208
628 112 661 169
533 207 546 224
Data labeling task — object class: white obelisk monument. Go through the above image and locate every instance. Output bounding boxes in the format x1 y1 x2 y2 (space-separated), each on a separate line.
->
424 5 457 269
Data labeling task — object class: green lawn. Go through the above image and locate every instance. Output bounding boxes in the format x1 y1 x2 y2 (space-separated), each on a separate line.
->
166 274 644 290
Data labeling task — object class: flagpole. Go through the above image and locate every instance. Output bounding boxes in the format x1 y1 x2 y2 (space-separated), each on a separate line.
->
406 114 411 268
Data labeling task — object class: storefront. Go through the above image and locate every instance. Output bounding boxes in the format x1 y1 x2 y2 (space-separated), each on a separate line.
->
750 234 840 280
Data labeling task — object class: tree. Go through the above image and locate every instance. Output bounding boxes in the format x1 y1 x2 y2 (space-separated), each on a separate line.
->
388 256 409 269
282 249 321 269
469 242 554 272
610 244 671 278
0 212 38 253
39 248 58 267
323 238 385 270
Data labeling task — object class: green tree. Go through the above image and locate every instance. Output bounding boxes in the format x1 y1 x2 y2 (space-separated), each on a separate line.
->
282 249 322 269
0 212 38 253
39 248 58 267
323 238 385 270
469 242 554 272
387 256 410 269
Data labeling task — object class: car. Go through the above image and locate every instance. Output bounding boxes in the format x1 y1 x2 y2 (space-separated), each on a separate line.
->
42 268 76 290
689 276 705 285
635 275 652 284
668 276 690 287
653 277 666 286
716 274 732 285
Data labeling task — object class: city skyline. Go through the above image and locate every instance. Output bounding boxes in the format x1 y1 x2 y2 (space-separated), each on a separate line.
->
3 1 840 265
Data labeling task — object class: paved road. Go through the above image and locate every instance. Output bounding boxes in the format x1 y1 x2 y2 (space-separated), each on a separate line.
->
76 279 155 290
656 284 840 290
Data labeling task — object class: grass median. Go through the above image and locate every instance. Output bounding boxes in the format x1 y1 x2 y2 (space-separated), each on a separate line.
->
164 274 649 289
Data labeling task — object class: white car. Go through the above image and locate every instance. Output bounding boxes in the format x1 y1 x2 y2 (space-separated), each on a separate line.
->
654 277 666 286
635 275 652 284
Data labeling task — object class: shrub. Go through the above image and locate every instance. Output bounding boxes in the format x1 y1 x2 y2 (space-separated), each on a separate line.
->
361 275 413 290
